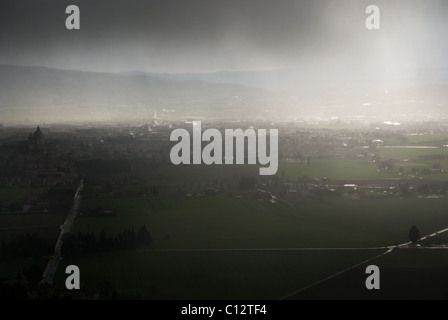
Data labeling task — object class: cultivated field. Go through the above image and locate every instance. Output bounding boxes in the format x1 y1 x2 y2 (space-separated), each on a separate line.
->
54 249 384 299
55 192 448 298
72 196 448 249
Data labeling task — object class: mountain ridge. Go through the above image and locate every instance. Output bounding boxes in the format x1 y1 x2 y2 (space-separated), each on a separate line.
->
0 64 266 123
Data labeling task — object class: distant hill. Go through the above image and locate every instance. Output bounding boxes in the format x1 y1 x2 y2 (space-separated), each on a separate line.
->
120 67 448 92
0 65 266 123
1 64 448 124
120 69 295 91
0 64 264 107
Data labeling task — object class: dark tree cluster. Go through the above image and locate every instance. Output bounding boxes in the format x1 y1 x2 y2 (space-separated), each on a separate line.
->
0 264 43 300
144 185 159 197
0 233 53 258
416 182 448 195
397 181 448 197
61 225 152 255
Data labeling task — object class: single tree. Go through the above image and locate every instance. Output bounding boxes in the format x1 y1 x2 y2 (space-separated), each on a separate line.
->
23 264 42 290
409 225 419 243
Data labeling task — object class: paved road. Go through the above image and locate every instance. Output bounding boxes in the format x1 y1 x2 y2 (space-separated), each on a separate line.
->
39 180 83 286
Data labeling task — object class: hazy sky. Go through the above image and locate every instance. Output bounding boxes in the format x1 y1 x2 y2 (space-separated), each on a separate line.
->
0 0 447 74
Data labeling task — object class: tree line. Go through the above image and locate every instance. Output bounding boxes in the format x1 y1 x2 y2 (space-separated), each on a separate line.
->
0 233 53 258
61 225 152 255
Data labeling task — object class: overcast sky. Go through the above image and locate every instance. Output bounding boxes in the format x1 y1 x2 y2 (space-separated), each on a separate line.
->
0 0 447 74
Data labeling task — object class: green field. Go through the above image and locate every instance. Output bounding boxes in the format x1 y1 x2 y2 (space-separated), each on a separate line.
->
378 146 448 179
5 142 448 299
0 187 49 206
405 134 447 144
278 146 448 181
54 176 448 299
288 248 448 300
73 196 448 249
379 146 448 160
278 159 397 180
0 213 64 242
375 249 448 269
54 249 384 299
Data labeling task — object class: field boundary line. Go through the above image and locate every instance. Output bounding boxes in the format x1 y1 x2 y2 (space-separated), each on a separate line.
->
277 248 392 300
278 226 448 300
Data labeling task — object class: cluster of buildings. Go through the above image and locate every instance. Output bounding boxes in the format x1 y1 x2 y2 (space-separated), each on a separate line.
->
0 126 78 188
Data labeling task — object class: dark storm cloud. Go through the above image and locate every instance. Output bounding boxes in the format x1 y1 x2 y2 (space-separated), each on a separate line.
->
0 0 321 71
0 0 447 73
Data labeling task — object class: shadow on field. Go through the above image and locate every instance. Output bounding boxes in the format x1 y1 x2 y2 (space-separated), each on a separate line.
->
288 265 448 300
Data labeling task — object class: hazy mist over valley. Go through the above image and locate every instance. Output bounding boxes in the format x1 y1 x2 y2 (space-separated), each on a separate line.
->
1 64 448 125
1 0 448 126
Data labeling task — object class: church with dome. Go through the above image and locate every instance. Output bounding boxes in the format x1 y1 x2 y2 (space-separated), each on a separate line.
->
27 126 45 153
